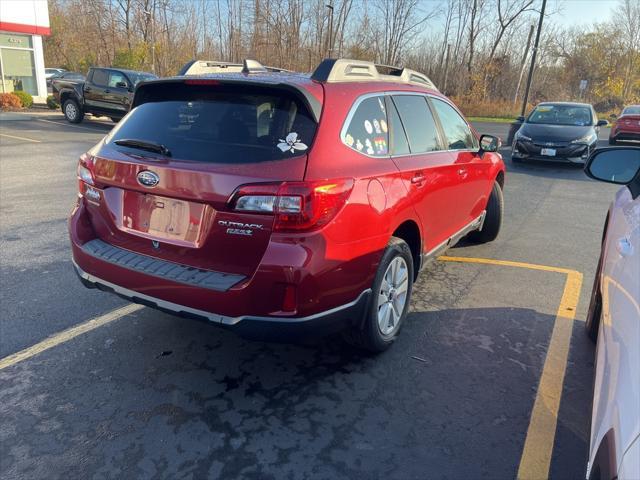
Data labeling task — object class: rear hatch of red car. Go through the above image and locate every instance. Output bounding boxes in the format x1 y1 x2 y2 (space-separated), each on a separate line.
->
618 113 640 132
78 78 323 279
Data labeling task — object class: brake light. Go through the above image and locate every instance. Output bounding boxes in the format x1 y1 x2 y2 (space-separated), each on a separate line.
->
229 179 354 232
184 79 221 86
77 154 95 196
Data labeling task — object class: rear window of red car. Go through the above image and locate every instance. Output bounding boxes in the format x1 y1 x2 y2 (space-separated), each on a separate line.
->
105 84 317 163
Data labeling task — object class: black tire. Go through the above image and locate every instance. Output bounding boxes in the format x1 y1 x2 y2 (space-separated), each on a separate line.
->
63 99 84 124
608 137 616 145
468 181 503 243
585 248 605 342
343 237 414 353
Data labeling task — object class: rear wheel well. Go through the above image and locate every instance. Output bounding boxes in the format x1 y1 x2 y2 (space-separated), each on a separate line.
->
495 170 505 189
392 221 421 280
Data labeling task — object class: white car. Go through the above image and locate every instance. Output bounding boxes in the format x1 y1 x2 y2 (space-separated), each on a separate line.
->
584 147 640 480
45 68 66 79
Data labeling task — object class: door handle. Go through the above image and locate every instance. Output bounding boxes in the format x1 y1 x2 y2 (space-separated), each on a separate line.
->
457 168 467 176
411 172 425 184
84 87 92 92
104 89 111 93
616 237 634 257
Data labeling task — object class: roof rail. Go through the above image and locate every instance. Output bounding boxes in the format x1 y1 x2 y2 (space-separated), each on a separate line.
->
178 59 292 76
311 58 438 91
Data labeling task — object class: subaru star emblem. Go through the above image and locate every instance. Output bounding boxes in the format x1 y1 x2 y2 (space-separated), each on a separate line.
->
137 170 159 187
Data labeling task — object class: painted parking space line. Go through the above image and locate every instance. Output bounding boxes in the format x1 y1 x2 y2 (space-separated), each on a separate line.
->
439 255 583 480
37 118 110 133
0 254 583 479
0 304 143 371
0 132 41 143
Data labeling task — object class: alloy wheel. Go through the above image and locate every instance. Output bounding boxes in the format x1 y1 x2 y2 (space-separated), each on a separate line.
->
377 256 409 336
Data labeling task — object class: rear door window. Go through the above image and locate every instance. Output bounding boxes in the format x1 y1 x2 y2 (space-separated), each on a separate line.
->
430 98 477 150
91 69 109 87
392 95 441 153
386 97 410 155
342 96 389 156
106 84 317 163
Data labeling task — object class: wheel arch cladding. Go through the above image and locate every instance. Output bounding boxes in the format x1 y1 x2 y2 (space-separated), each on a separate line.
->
392 220 421 280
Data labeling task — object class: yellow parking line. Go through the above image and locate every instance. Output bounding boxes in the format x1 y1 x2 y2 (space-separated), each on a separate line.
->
0 253 584 480
0 304 143 371
0 132 41 143
439 255 583 480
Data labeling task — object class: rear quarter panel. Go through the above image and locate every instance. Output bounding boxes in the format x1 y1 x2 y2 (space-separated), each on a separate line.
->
305 83 425 256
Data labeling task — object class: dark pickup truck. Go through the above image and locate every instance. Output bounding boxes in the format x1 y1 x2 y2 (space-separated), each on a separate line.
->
52 67 156 124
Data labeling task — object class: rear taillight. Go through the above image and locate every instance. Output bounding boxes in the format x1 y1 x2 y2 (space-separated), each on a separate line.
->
77 154 95 196
229 179 354 232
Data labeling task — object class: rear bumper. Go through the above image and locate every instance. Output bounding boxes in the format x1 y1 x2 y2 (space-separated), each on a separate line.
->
69 198 378 339
610 129 640 142
73 261 370 340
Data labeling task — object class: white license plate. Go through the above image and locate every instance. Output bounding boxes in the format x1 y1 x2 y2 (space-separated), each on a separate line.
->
541 148 556 156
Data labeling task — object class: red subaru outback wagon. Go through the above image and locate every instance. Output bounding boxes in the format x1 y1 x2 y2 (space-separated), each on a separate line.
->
70 58 506 352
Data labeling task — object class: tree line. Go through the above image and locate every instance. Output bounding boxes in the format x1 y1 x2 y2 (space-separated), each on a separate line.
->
45 0 640 116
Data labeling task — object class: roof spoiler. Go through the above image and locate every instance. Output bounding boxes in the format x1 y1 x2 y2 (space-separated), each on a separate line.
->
132 77 322 123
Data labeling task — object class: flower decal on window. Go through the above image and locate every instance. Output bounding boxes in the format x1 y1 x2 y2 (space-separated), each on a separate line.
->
277 132 308 153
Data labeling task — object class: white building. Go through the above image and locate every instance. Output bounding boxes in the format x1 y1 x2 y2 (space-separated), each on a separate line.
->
0 0 50 102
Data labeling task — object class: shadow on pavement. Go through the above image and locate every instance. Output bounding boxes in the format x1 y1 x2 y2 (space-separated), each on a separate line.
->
0 306 593 480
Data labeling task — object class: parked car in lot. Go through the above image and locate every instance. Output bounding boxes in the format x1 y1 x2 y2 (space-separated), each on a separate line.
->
47 71 85 88
609 105 640 145
52 67 156 124
69 58 505 352
584 147 640 480
45 67 66 80
512 102 607 164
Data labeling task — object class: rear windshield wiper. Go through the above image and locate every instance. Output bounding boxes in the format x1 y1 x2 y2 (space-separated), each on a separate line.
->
114 139 171 157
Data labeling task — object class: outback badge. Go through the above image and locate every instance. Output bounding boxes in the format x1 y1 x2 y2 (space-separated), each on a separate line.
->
137 170 160 187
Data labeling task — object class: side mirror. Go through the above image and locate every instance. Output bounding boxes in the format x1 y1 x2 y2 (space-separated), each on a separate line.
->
516 115 525 123
585 147 640 197
115 81 128 89
479 134 501 153
597 119 608 127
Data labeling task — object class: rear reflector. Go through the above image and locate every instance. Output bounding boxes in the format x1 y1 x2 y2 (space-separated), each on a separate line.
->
229 179 354 232
282 284 297 312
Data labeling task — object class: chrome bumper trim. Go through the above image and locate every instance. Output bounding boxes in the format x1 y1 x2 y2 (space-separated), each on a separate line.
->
73 261 370 326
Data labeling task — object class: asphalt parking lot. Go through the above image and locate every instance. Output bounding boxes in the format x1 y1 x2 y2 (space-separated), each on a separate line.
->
0 112 620 479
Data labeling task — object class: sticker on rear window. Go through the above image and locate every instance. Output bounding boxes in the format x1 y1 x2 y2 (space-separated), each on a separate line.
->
364 120 373 134
277 132 308 153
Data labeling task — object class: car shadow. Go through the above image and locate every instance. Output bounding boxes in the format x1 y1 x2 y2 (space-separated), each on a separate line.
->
0 305 593 479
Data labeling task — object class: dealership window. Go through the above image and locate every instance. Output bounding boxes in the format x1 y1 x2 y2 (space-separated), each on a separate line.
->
0 33 38 96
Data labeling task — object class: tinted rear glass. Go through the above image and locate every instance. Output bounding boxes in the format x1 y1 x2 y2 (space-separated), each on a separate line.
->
106 84 317 163
91 69 109 86
392 95 441 153
342 96 389 156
